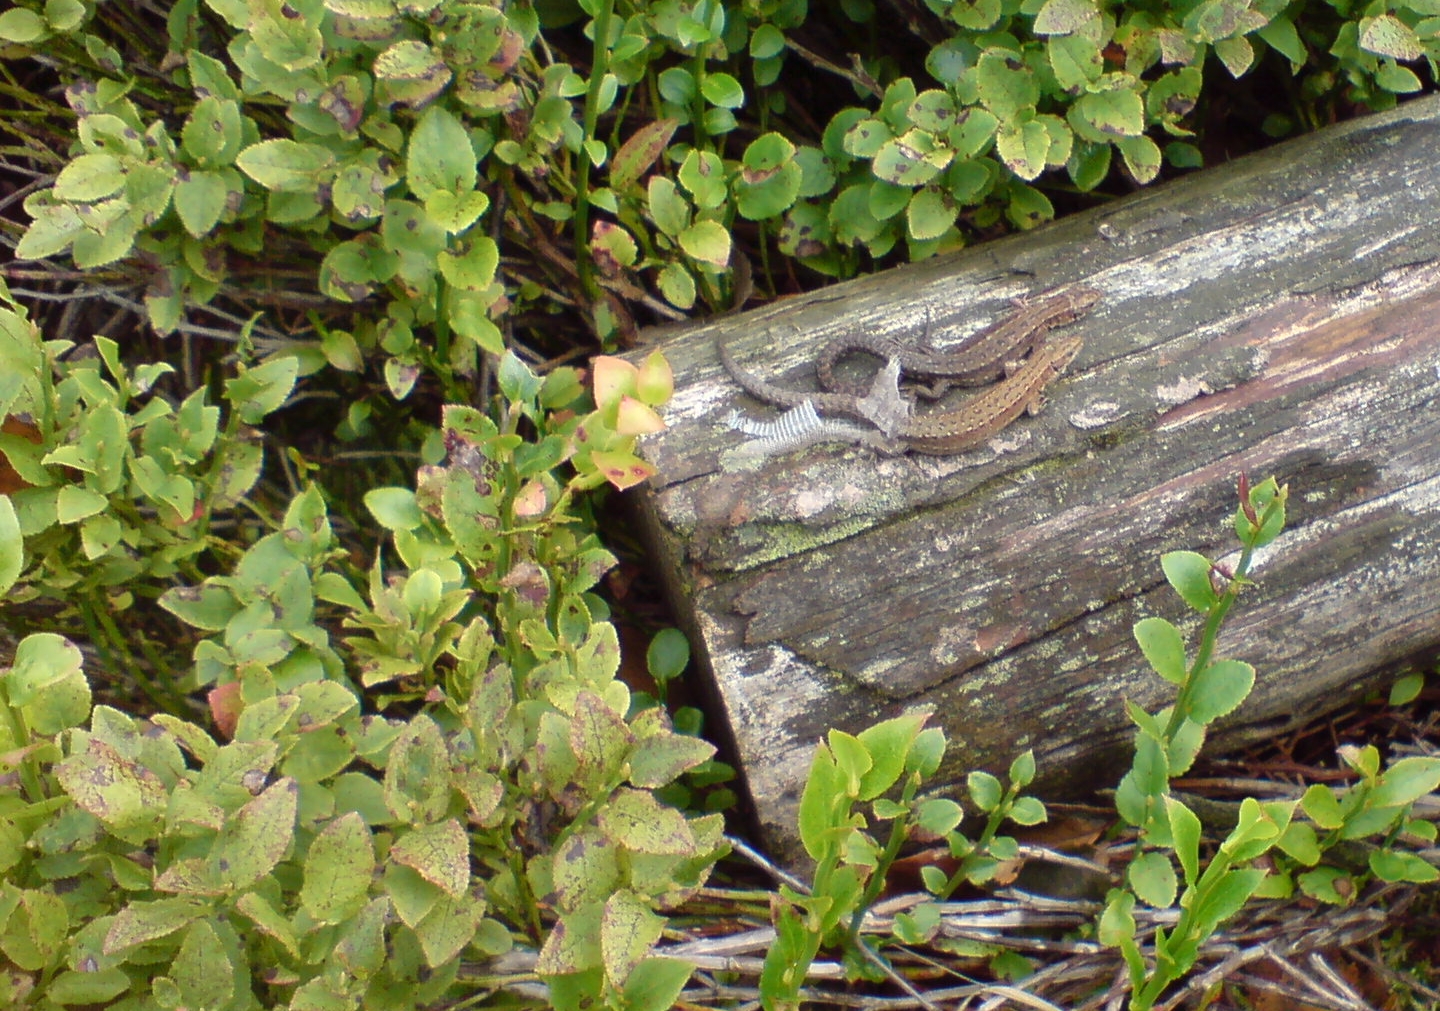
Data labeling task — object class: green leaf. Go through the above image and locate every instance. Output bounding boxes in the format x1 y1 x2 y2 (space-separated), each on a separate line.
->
1004 180 1054 229
437 235 499 290
611 118 679 192
1127 851 1177 907
622 957 695 1011
48 0 86 32
1369 849 1438 883
407 105 477 201
647 177 690 237
657 262 695 309
1375 61 1423 94
829 730 870 794
1256 16 1304 64
318 239 378 302
1134 617 1187 685
1297 866 1352 905
1191 867 1265 931
628 730 714 789
1389 673 1425 706
0 494 21 595
175 169 229 237
735 133 801 220
424 189 489 233
182 96 242 166
55 484 107 524
536 903 604 976
646 628 689 682
1165 796 1202 884
947 110 999 162
235 891 301 960
1073 87 1144 140
1359 13 1423 60
1008 796 1046 825
914 797 964 835
1097 888 1136 946
365 486 424 531
1369 756 1440 809
103 898 207 954
873 130 949 186
209 777 299 890
1034 0 1097 35
856 710 926 800
967 770 1003 812
373 38 452 108
45 968 130 1006
1160 551 1218 612
700 72 744 109
552 829 621 910
159 584 242 631
250 0 322 70
996 120 1051 181
1276 821 1321 865
170 919 235 1010
332 150 399 222
569 690 631 792
391 818 469 898
16 201 84 259
677 218 730 266
598 788 695 856
54 153 125 201
1187 659 1254 722
236 139 336 193
975 50 1040 120
677 149 727 209
300 813 376 923
226 355 299 424
0 7 46 42
448 290 504 354
414 894 482 966
1116 135 1162 184
906 187 957 240
601 890 664 986
657 66 695 105
384 714 451 822
1213 36 1254 77
7 632 82 705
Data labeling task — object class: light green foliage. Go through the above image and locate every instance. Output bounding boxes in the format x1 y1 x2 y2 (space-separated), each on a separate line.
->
773 476 1436 1009
0 348 729 1009
0 300 292 712
759 711 1047 1009
1097 476 1439 1009
9 0 1433 350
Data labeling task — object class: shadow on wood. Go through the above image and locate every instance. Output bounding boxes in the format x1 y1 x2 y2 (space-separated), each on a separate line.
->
629 96 1440 860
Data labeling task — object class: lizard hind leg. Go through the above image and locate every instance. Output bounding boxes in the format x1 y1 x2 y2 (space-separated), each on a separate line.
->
1024 392 1049 417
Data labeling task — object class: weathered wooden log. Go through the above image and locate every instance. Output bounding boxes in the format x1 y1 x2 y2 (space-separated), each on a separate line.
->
629 95 1440 858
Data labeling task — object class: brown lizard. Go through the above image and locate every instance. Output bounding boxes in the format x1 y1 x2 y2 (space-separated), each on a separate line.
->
719 334 1084 455
815 285 1101 398
897 334 1084 455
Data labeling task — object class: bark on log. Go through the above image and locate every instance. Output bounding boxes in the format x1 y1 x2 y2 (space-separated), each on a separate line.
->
628 96 1440 859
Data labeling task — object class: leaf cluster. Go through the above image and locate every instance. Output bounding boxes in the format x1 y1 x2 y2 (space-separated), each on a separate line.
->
761 711 1048 1008
1100 476 1439 1009
0 309 734 1009
767 476 1436 1010
5 0 1437 354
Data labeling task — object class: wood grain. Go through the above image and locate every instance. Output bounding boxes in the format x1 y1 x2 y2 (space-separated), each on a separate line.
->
628 96 1440 859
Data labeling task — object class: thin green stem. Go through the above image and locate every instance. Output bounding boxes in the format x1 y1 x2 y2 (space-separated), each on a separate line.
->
572 0 617 314
846 775 919 942
0 687 46 804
